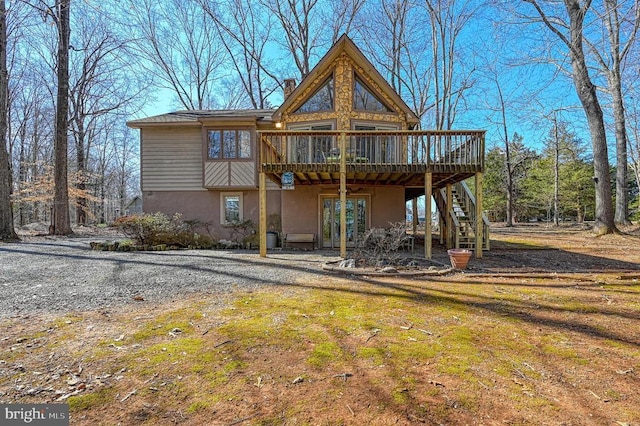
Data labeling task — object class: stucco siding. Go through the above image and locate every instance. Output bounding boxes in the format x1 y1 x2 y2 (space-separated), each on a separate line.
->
369 186 406 227
281 185 406 242
141 127 204 191
143 189 281 240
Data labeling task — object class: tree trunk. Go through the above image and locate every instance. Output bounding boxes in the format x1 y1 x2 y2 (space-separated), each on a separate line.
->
505 163 514 226
525 0 617 234
610 74 630 225
553 118 560 226
75 123 87 225
576 197 583 223
18 127 27 226
51 0 73 235
564 0 616 234
601 0 634 225
0 0 18 241
496 80 515 226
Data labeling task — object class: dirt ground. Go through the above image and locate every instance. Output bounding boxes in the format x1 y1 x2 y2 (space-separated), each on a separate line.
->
1 223 640 425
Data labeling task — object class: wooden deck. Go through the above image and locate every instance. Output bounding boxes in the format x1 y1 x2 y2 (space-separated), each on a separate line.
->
259 130 485 191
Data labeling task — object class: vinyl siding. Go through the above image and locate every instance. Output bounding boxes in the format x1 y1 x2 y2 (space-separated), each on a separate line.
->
141 127 205 191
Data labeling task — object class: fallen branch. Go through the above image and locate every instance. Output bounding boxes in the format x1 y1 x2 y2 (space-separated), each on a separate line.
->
347 404 355 416
120 389 137 402
366 329 380 343
333 373 353 382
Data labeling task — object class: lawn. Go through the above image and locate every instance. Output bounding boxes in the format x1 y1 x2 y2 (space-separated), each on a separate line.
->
1 225 639 425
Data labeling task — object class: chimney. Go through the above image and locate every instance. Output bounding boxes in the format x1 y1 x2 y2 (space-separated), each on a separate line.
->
284 78 296 99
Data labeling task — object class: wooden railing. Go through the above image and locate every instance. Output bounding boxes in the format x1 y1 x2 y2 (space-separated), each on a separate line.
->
259 130 485 171
453 181 491 251
434 182 490 251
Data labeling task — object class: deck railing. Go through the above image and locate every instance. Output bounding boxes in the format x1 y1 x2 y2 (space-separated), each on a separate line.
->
259 130 485 171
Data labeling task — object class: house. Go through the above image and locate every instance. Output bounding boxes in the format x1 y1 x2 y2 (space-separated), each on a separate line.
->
124 195 143 216
127 35 488 259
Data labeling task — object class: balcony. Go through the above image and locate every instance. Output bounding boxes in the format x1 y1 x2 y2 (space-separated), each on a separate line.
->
259 130 485 190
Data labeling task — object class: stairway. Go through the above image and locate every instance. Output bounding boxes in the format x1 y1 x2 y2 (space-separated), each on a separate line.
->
434 181 490 251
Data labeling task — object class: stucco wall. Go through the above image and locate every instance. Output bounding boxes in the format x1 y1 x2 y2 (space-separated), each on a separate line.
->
280 185 406 244
368 186 406 228
281 187 321 236
143 189 281 240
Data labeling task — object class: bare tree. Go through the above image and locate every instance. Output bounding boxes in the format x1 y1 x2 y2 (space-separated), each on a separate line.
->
627 86 640 202
495 78 517 226
425 0 478 130
48 0 72 235
586 0 640 225
18 0 71 233
356 0 412 96
260 0 321 79
324 0 366 43
199 0 280 109
69 8 137 225
522 0 617 235
0 0 19 241
129 0 226 110
112 127 139 215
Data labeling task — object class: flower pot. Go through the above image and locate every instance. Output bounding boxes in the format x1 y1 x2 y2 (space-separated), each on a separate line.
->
447 249 472 269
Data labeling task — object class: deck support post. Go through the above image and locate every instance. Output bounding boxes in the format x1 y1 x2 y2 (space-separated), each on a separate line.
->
475 172 483 258
259 172 267 257
446 183 453 248
339 132 347 258
425 172 432 259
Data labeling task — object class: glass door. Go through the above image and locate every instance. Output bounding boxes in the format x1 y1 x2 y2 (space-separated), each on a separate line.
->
322 196 368 248
288 124 332 163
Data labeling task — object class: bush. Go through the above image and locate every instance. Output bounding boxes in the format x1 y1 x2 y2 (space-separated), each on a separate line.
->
352 222 411 266
113 213 214 249
223 219 255 244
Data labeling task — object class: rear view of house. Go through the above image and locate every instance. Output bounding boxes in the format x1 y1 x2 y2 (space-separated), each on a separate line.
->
127 35 487 258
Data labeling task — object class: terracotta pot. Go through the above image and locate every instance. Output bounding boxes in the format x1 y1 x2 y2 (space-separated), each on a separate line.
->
447 249 472 269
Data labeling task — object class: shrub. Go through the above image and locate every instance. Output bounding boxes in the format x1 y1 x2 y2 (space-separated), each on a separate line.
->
223 219 256 244
113 213 214 249
352 222 411 266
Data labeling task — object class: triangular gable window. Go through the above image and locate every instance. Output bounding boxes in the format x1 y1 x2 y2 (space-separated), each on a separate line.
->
353 75 393 112
294 77 334 113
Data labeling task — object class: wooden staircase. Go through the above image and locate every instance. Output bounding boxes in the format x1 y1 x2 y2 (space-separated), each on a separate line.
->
434 181 490 251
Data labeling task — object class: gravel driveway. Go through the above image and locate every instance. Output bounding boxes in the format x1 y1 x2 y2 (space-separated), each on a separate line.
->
0 237 342 318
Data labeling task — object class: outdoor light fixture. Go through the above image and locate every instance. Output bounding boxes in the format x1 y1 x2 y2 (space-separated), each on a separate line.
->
275 122 282 128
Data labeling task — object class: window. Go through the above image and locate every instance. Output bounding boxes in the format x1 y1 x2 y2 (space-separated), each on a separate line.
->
221 192 243 224
353 123 399 163
288 123 334 163
294 77 334 113
353 75 392 112
208 130 251 159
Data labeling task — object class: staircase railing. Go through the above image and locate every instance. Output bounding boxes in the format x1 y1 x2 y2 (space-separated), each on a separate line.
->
433 182 490 251
453 181 491 251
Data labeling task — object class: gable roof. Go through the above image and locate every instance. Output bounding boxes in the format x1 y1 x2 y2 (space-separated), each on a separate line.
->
127 109 276 128
273 34 419 125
